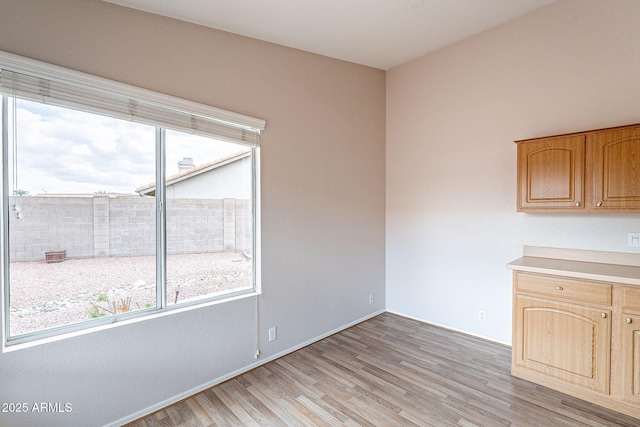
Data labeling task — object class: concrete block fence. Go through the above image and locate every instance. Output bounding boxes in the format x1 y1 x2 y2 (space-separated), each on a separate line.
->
8 195 251 262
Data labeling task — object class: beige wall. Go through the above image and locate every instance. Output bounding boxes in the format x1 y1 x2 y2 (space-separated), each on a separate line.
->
387 0 640 344
0 1 386 426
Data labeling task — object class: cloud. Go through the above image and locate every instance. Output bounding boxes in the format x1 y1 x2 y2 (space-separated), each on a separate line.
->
9 99 245 195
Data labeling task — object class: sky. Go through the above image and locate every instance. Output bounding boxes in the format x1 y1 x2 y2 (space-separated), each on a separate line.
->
5 98 247 195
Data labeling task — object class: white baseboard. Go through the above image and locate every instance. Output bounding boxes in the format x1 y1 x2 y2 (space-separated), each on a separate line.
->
386 309 512 347
108 309 386 427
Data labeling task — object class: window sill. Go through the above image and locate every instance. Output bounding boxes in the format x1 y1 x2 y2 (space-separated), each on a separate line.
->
3 289 259 353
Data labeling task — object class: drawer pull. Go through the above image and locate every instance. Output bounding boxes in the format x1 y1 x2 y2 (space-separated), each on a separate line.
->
601 312 607 319
555 286 563 291
627 317 633 324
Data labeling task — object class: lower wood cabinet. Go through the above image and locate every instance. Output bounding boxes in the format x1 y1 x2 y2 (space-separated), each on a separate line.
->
622 314 640 404
512 271 640 419
513 295 611 394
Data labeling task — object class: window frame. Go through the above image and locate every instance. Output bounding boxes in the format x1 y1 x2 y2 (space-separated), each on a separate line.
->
0 51 263 348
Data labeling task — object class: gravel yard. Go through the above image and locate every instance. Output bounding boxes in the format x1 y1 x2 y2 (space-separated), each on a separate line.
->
9 252 252 336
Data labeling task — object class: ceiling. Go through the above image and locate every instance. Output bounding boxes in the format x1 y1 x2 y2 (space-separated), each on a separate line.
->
104 0 557 70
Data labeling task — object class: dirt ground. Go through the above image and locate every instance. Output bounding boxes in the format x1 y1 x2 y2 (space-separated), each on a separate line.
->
8 252 252 336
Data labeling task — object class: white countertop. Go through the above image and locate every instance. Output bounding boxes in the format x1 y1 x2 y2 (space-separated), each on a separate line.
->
507 246 640 286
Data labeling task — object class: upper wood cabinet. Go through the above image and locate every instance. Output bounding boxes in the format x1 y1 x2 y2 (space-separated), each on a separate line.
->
590 126 640 210
516 123 640 212
517 135 585 210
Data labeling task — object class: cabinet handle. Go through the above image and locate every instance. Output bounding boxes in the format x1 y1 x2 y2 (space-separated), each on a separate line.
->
555 286 563 291
597 201 603 207
627 317 633 324
575 202 580 207
602 312 607 318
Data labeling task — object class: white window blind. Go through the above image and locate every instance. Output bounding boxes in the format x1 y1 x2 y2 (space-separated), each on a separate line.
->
0 51 264 147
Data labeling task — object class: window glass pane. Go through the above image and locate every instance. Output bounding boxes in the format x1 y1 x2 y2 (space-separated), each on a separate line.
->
163 130 253 306
7 98 157 336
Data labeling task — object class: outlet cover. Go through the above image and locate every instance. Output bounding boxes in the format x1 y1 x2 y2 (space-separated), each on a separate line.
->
629 233 640 248
268 327 277 342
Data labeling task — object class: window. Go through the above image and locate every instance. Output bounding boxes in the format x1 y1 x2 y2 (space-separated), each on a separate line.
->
0 52 264 345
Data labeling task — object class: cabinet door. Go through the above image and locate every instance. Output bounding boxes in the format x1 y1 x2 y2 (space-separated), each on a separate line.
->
513 295 611 394
517 135 585 211
622 315 640 404
590 126 640 210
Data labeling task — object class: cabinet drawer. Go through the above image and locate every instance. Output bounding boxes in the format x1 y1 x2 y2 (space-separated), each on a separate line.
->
514 272 612 305
622 286 640 311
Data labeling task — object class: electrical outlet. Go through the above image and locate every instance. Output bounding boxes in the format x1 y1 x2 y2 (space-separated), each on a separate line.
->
268 327 277 342
478 310 487 322
369 293 374 304
629 233 640 248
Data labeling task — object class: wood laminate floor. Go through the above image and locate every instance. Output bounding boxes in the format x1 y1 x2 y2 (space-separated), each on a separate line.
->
126 313 639 426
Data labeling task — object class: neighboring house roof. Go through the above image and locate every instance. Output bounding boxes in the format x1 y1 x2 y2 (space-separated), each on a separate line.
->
135 150 251 197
